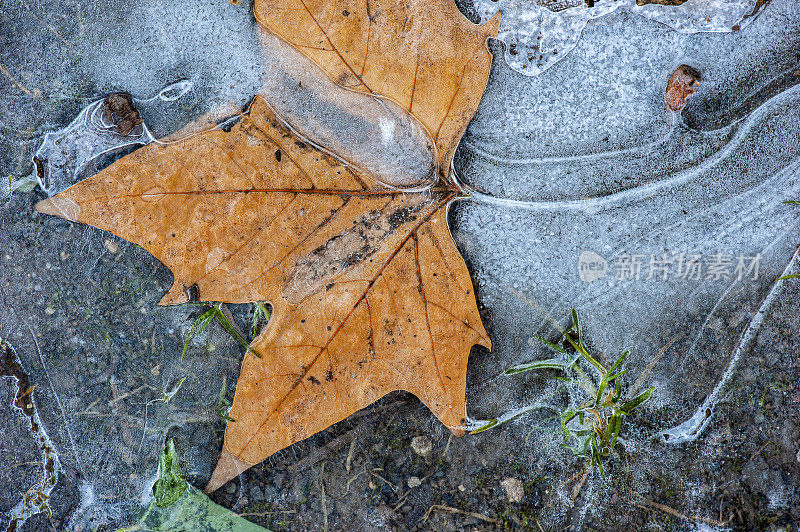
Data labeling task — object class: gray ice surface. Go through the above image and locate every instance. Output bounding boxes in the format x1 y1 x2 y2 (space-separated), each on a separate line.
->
452 0 800 472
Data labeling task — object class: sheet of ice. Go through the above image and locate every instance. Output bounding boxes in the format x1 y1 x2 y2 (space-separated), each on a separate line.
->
0 342 63 531
472 0 760 76
451 0 800 484
472 0 622 76
81 0 266 135
631 0 758 33
29 98 154 197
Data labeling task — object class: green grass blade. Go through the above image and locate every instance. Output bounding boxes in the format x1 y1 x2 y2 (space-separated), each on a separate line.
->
505 358 569 375
595 378 608 407
181 308 216 361
251 302 270 338
469 418 498 434
609 351 628 373
620 386 655 413
591 436 604 474
571 308 581 343
531 335 568 355
609 413 622 450
606 369 629 382
561 409 578 435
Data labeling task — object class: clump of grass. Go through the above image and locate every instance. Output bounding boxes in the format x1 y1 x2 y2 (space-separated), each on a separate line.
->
181 301 269 360
473 309 654 473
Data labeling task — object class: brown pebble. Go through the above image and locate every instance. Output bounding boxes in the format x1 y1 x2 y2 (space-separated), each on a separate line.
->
103 93 143 136
665 64 702 112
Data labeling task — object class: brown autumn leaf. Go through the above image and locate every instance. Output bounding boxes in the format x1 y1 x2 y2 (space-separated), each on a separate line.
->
36 0 499 492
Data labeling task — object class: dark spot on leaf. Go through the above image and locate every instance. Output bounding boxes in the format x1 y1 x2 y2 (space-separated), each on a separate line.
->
387 206 417 229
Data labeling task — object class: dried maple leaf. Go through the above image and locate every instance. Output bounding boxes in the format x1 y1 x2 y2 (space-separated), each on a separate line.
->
36 0 499 491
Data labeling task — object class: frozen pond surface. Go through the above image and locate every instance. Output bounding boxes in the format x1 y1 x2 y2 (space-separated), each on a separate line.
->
1 0 799 529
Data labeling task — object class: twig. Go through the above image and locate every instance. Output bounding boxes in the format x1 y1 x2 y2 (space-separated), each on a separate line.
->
237 509 297 518
423 504 500 525
337 468 371 500
288 429 357 472
630 334 681 396
632 493 731 527
571 468 590 504
345 439 356 473
0 63 42 97
392 471 435 511
369 470 398 492
108 384 151 406
20 0 77 53
318 465 329 532
441 433 453 460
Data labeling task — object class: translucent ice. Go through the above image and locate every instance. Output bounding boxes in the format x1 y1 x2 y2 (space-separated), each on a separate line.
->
472 0 761 76
30 97 154 197
472 0 622 76
259 31 438 189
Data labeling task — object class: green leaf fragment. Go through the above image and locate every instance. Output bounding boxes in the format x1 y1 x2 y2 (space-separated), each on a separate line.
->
153 440 188 509
531 335 568 355
251 301 270 338
119 441 270 532
609 351 628 373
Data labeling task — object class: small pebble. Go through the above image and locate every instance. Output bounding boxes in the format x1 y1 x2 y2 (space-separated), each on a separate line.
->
407 476 422 489
226 482 237 494
104 239 119 254
411 435 433 457
501 477 524 503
